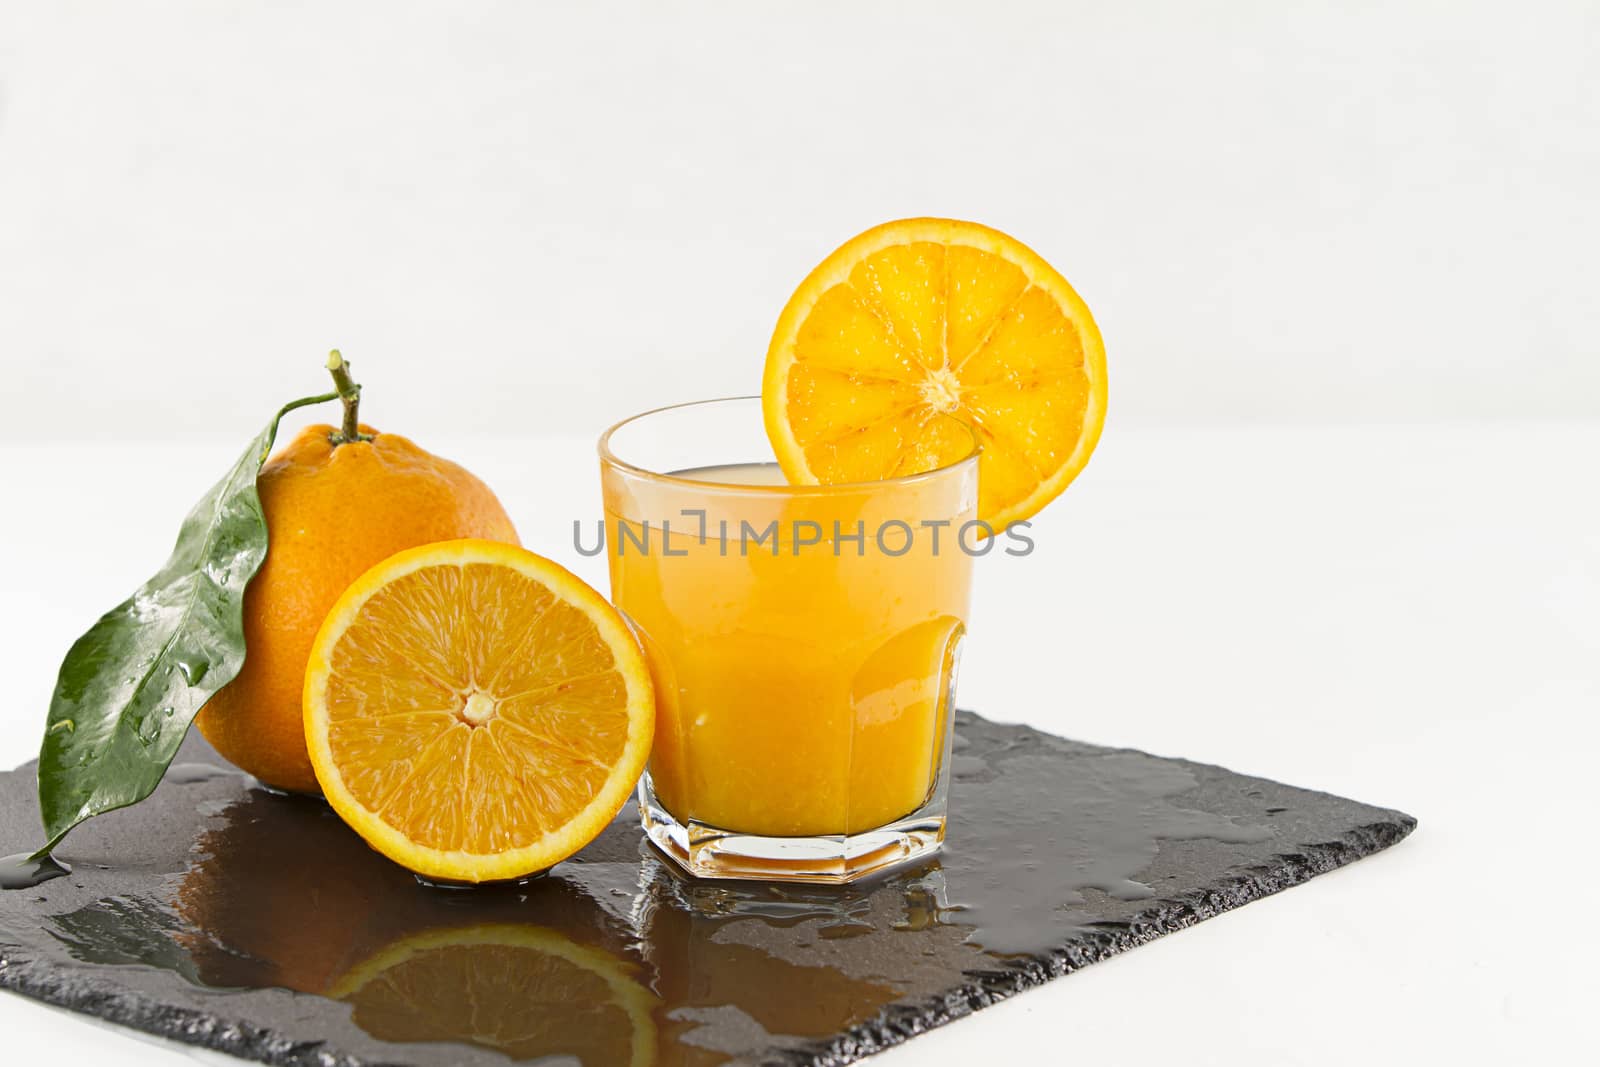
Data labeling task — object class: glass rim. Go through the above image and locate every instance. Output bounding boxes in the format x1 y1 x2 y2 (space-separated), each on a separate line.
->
597 394 982 493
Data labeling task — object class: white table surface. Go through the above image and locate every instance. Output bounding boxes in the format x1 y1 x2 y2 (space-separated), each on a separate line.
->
0 422 1592 1064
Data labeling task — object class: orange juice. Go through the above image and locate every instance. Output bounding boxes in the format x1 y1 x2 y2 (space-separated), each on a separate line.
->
601 460 975 839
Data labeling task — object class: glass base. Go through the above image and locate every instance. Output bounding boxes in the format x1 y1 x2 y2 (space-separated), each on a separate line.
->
638 775 946 885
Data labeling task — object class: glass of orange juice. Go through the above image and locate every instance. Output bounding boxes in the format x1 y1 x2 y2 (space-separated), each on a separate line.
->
598 396 978 883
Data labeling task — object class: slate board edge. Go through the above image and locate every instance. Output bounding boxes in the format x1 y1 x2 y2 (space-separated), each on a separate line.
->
0 956 370 1067
783 811 1417 1067
0 811 1415 1067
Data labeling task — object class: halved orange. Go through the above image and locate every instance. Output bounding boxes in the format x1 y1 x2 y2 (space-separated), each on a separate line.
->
303 539 654 883
763 218 1108 529
329 924 657 1067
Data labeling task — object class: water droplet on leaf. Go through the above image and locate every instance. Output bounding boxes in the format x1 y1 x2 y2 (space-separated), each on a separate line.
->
135 713 164 746
175 657 209 686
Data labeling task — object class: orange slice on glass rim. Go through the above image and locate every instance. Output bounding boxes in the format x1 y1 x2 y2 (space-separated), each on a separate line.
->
303 539 654 883
762 217 1108 529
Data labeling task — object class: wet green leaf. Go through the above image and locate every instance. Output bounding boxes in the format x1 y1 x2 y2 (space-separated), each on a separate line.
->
36 392 336 850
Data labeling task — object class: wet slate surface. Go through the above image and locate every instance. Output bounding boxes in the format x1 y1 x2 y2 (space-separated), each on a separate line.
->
0 711 1414 1066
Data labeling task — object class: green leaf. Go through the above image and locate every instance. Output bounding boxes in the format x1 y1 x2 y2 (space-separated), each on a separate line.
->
35 391 337 850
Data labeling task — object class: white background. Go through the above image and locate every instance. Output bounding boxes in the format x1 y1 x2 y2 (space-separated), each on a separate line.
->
1 1 1597 434
1 3 1595 1065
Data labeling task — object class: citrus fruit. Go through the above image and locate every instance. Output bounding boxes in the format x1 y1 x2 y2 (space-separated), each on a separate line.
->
329 924 657 1066
302 538 654 883
197 358 517 794
762 217 1108 529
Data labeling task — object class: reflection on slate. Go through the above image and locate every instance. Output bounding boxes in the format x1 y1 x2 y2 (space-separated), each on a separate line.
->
0 711 1414 1066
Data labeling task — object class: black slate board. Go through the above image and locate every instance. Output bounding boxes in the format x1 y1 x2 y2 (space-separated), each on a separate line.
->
0 712 1414 1066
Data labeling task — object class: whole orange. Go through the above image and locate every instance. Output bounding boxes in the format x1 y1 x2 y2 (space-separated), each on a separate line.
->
196 422 518 793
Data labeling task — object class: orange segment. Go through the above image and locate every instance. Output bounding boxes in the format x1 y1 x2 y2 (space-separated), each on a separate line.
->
303 539 654 883
763 218 1108 529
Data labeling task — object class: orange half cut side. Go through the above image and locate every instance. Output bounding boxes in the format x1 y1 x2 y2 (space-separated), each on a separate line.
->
303 539 654 883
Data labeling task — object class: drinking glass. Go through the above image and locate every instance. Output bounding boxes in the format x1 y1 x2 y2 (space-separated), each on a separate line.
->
598 397 978 883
